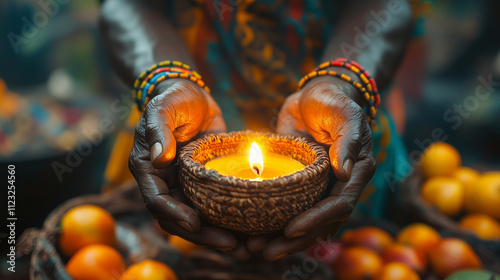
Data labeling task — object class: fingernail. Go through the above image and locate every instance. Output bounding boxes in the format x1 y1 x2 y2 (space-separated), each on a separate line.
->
150 142 162 163
289 231 306 238
178 220 194 232
270 253 287 261
343 159 354 180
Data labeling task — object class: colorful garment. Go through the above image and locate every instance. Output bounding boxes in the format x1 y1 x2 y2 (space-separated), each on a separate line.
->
104 0 418 218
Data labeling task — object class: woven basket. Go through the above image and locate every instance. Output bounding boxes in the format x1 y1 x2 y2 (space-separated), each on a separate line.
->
401 171 500 273
179 131 330 235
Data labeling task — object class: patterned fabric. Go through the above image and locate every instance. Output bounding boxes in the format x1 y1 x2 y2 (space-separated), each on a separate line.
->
104 0 412 218
166 0 337 130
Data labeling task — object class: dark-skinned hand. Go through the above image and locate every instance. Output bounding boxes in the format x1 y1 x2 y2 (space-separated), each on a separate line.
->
128 79 251 260
247 73 376 261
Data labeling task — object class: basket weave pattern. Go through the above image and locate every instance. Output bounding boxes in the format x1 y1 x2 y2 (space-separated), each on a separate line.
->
179 131 330 235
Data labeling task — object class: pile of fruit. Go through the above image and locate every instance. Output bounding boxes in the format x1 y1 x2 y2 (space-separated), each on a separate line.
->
59 204 182 280
419 142 500 240
309 224 493 280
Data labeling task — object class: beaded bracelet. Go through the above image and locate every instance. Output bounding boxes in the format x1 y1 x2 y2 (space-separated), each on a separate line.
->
312 58 380 107
133 61 209 112
298 59 380 128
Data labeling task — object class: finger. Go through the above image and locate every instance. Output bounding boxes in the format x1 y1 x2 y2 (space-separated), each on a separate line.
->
129 131 201 232
262 222 344 261
284 154 375 238
201 92 227 133
277 92 310 137
327 114 366 182
224 242 252 261
142 100 177 169
246 232 281 253
157 217 238 250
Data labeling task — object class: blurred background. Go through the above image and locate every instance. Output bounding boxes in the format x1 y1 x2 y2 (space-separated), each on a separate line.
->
0 0 499 240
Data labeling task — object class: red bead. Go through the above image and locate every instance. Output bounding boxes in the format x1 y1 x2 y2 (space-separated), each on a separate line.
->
351 61 362 70
330 61 343 68
375 94 381 107
369 78 378 92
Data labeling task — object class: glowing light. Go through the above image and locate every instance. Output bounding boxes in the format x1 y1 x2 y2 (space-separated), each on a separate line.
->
249 142 264 176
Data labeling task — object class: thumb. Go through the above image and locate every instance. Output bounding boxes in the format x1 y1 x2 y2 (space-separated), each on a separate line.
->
328 118 365 182
143 101 177 170
148 129 176 170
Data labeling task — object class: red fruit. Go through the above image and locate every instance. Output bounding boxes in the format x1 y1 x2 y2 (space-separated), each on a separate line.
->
333 247 383 280
341 227 394 253
382 244 427 275
429 238 482 278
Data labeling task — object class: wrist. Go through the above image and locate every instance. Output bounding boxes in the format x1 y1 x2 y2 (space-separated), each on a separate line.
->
151 78 210 101
302 67 367 107
133 60 210 112
150 78 184 99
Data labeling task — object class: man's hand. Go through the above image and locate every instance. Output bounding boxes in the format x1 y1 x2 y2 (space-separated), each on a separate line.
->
128 79 250 259
248 76 376 261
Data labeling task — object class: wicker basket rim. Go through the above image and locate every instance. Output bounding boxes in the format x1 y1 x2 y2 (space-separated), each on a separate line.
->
179 131 330 191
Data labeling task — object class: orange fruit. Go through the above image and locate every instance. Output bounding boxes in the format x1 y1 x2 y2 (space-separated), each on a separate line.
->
168 235 202 255
429 238 482 279
420 142 461 178
340 227 394 253
120 260 178 280
381 244 427 275
333 246 383 280
59 205 116 257
459 214 500 240
464 172 500 219
397 223 441 253
420 177 464 217
453 167 480 193
66 244 125 280
375 262 420 280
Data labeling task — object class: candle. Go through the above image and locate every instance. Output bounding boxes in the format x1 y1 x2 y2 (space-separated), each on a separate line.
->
205 142 305 180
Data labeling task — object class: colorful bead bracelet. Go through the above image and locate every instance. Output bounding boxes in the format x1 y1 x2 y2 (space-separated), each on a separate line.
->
298 59 381 128
133 61 209 112
312 58 380 107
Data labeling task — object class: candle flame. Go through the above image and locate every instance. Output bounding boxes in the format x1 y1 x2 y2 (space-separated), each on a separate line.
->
249 142 264 176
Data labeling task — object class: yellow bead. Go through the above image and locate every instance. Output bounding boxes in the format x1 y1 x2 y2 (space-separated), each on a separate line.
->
147 84 155 94
159 60 171 66
361 75 369 84
340 74 351 82
319 62 330 69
